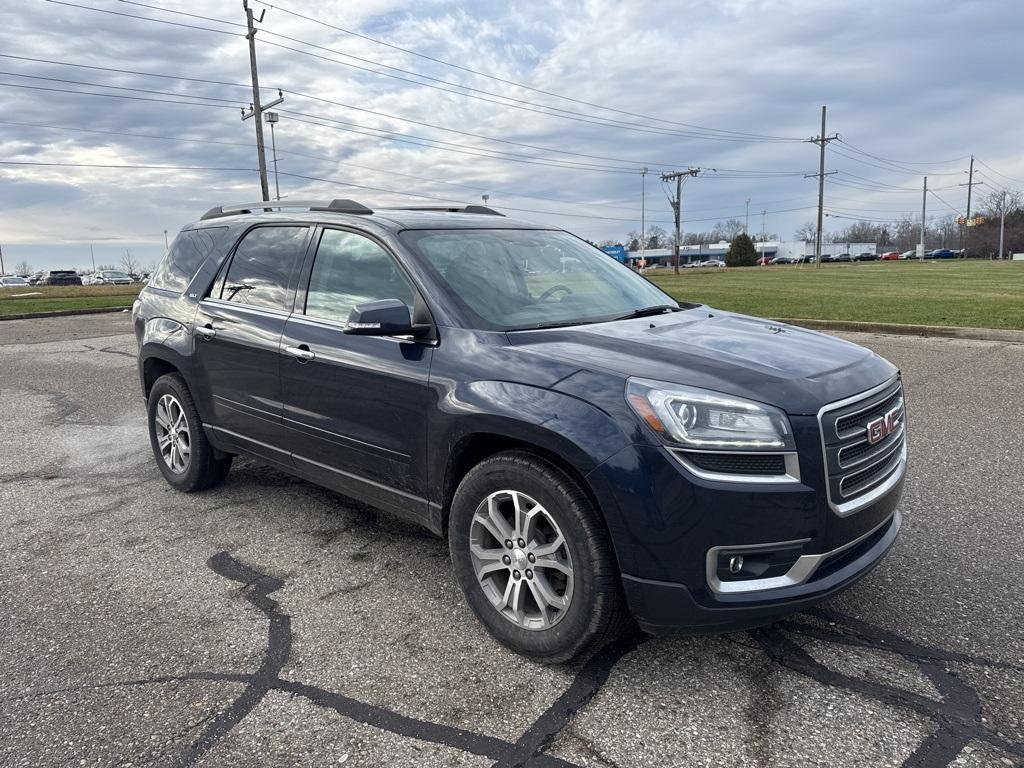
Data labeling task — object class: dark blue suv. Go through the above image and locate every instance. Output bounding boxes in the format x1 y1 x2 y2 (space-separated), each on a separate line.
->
134 200 906 662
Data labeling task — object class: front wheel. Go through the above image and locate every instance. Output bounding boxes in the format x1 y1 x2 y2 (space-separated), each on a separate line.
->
448 451 630 663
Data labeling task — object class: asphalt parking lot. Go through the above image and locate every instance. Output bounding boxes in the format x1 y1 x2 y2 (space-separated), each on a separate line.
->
1 313 1022 768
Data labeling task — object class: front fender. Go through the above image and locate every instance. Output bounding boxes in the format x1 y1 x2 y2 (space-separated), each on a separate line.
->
428 380 634 562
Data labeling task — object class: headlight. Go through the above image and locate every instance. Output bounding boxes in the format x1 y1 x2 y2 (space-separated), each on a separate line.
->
626 378 795 450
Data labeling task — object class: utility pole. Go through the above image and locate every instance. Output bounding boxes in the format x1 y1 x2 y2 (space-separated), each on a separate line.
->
241 1 283 203
920 177 927 261
999 190 1007 260
745 198 750 234
0 243 5 276
90 244 96 273
958 154 981 255
806 106 838 268
660 168 700 273
760 210 767 262
640 167 648 262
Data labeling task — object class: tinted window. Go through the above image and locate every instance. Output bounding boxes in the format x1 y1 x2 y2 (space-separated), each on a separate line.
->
221 226 309 311
149 227 228 293
304 229 415 323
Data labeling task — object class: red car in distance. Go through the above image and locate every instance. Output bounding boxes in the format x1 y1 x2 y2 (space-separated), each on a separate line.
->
880 251 901 260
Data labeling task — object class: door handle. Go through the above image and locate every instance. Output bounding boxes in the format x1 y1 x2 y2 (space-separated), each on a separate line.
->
195 324 217 340
284 345 315 362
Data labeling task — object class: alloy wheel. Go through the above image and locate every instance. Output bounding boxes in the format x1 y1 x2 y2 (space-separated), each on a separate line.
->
154 394 191 474
469 489 574 630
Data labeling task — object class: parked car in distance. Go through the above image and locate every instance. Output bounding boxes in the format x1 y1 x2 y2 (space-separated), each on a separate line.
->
0 276 31 287
40 270 82 286
898 250 916 260
853 252 877 262
90 269 135 285
879 251 900 261
819 253 834 263
928 249 958 259
699 258 725 268
135 199 906 663
771 255 800 265
756 255 772 266
834 253 852 262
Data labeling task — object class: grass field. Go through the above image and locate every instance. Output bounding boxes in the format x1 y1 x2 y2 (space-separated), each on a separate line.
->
648 260 1024 330
0 284 142 317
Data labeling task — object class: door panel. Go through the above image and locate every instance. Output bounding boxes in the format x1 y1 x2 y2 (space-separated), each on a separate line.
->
278 226 434 522
193 301 290 455
190 224 311 461
280 318 433 517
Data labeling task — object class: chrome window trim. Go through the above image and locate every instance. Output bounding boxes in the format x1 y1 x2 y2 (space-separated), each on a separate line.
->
202 297 290 318
669 449 801 484
706 510 898 594
286 313 438 346
818 376 907 517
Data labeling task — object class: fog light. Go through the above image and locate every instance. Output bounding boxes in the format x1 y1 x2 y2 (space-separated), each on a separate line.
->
728 555 744 575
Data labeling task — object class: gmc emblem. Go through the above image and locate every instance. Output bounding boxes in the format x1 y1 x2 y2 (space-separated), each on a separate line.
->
866 406 901 445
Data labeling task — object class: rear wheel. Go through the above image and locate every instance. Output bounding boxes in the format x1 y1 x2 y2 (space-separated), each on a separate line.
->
449 450 630 663
147 373 231 492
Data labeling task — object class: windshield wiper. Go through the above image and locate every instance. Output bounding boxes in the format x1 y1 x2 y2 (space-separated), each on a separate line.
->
613 304 680 321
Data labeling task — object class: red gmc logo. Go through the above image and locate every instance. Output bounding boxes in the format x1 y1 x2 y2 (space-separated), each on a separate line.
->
866 406 901 445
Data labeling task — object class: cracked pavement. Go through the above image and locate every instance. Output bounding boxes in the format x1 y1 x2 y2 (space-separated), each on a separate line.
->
1 314 1022 767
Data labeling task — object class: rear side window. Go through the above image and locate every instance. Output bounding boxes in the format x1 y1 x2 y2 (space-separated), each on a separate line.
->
220 226 309 312
304 229 415 323
149 227 228 293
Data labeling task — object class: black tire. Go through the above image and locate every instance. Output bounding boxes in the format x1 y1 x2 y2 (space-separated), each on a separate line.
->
448 450 631 663
147 373 232 492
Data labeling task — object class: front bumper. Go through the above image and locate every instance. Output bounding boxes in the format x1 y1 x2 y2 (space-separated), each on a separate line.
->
586 418 905 633
622 509 901 633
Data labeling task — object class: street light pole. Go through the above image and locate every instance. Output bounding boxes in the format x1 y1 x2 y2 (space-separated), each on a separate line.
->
999 190 1007 260
745 198 750 234
265 111 281 200
640 167 648 263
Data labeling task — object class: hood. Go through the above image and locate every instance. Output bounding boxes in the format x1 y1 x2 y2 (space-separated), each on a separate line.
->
506 308 897 415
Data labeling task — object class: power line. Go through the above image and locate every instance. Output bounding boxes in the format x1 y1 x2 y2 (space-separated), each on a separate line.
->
0 80 240 109
0 53 273 93
248 0 805 142
0 70 245 105
975 157 1024 186
2 51 814 175
60 0 803 145
835 138 969 167
125 0 803 143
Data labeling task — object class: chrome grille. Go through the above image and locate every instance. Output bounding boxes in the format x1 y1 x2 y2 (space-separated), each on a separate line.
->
818 378 907 516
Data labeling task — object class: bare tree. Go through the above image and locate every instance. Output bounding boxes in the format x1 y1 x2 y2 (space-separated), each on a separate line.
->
981 188 1023 218
14 259 32 275
121 249 140 275
712 218 745 241
645 225 669 249
793 222 817 241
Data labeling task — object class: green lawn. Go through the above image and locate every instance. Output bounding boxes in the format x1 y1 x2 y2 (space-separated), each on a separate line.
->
0 284 142 317
648 260 1024 330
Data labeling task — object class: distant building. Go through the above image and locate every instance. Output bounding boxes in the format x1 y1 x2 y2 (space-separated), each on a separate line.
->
627 240 877 265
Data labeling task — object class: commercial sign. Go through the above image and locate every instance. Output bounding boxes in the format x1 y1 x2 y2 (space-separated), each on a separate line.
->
600 244 628 262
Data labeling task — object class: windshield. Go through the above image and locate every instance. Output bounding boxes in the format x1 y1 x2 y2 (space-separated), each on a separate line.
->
103 271 130 278
400 229 677 330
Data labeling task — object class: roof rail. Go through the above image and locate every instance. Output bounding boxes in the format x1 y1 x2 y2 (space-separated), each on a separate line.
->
382 205 504 217
199 199 373 220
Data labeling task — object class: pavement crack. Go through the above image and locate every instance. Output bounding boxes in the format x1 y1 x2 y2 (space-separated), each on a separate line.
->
752 611 1024 767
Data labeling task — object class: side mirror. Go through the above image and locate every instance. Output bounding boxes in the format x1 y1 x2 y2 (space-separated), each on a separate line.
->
344 298 427 336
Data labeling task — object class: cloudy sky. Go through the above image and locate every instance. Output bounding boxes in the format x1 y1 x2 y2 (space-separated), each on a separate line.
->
0 0 1021 272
